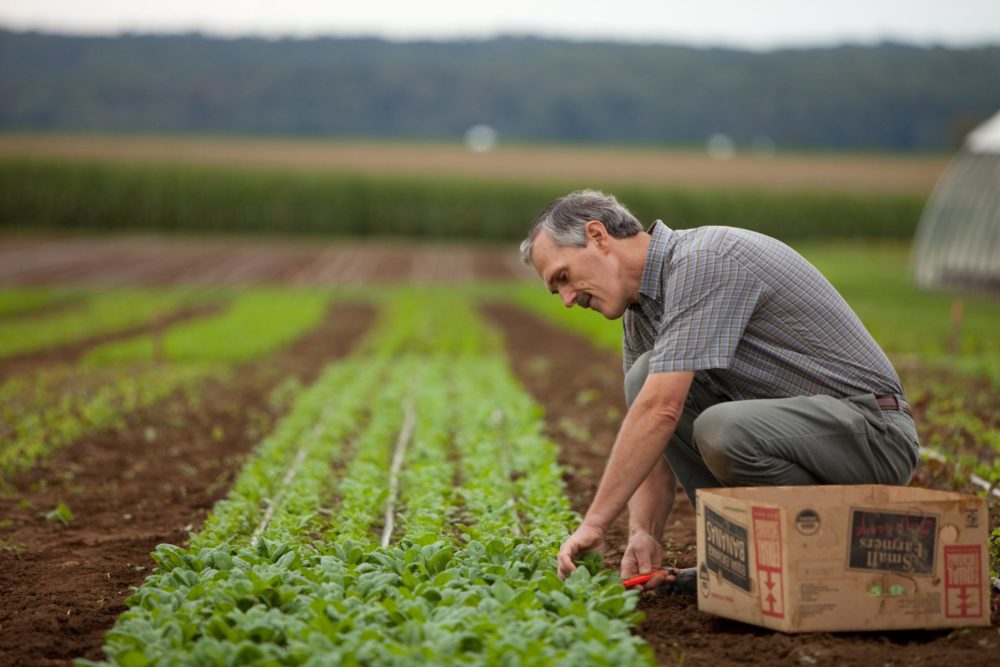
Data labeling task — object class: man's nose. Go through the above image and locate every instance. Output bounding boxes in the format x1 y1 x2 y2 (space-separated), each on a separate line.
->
559 287 576 308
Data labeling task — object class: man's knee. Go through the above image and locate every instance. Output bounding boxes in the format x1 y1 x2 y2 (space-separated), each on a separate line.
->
623 351 653 408
692 404 754 483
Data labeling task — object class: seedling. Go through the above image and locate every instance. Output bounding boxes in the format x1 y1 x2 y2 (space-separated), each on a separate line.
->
44 502 74 526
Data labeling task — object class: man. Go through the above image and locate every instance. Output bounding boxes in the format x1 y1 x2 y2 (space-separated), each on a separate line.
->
520 190 919 592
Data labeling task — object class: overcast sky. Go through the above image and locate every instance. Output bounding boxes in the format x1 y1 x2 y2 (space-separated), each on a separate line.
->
1 1 999 49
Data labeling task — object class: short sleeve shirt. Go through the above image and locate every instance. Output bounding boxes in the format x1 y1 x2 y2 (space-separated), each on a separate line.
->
623 221 904 401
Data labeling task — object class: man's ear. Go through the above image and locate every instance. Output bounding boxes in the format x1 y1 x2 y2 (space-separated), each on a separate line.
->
585 220 610 251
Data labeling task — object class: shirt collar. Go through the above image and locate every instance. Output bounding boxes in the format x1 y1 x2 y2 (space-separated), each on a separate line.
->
638 220 674 303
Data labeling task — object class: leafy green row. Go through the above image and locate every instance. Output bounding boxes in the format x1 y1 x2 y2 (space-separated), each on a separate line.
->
392 360 456 544
91 537 647 666
85 290 653 666
0 363 216 480
191 355 388 549
316 359 410 546
85 289 331 365
1 288 346 478
454 357 578 544
0 288 214 358
0 287 75 318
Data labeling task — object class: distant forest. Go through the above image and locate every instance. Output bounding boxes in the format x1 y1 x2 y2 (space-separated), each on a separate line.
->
1 31 998 151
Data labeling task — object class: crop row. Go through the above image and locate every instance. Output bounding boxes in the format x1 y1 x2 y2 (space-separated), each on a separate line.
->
0 288 337 478
86 289 653 666
0 287 75 318
85 289 331 364
0 363 213 480
0 288 216 359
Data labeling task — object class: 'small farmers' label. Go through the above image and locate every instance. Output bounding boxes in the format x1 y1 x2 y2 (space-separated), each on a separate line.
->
848 509 937 575
704 505 750 591
944 545 983 618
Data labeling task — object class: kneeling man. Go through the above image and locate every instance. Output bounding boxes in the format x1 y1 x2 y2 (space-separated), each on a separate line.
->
520 190 919 591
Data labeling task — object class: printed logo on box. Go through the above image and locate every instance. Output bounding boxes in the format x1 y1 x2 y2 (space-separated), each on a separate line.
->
794 508 821 536
944 545 982 619
847 509 937 575
704 505 750 592
752 506 784 618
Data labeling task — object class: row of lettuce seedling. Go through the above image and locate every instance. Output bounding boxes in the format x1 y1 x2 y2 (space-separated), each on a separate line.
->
84 289 653 666
0 289 335 479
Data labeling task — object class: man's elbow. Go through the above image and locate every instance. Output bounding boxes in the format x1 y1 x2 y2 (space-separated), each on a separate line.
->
633 393 684 428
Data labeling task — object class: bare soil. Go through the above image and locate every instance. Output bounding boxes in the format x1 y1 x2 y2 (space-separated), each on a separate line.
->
0 303 376 667
484 302 997 667
0 236 530 287
0 134 948 195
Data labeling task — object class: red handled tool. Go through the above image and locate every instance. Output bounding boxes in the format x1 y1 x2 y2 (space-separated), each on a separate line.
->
621 567 677 589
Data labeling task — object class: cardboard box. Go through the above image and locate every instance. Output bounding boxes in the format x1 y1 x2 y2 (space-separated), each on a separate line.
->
695 485 990 632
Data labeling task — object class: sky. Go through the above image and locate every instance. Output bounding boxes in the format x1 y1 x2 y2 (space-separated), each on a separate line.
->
1 1 999 49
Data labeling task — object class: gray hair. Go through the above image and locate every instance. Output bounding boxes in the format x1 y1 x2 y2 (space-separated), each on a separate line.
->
519 189 643 265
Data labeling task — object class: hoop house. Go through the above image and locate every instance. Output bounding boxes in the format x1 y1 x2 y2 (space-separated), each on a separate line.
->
912 111 1000 295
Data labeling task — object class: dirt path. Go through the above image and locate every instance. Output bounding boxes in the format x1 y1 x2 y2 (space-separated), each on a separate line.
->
0 303 376 667
0 237 532 287
484 302 996 667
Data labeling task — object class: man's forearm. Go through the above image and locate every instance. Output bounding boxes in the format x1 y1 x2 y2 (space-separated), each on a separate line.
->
628 456 676 539
582 388 683 531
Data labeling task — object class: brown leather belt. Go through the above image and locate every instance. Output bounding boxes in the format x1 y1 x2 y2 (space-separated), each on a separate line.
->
875 394 912 418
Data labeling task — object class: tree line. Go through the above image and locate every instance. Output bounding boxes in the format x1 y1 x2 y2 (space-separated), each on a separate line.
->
1 30 998 151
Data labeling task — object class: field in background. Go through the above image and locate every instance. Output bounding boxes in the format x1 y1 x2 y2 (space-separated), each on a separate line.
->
1 135 996 665
0 133 949 195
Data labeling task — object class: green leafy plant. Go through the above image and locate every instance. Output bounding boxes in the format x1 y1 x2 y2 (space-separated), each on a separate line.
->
44 502 74 526
84 290 653 666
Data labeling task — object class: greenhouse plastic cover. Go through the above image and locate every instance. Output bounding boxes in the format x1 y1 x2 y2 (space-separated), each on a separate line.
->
965 110 1000 153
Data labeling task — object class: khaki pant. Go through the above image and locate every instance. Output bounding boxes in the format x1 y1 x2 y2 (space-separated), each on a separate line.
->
624 351 920 505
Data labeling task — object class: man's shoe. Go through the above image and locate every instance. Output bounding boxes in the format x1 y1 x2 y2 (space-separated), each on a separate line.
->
657 566 697 595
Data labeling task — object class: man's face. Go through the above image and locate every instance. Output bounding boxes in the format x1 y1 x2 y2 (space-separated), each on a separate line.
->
530 226 628 319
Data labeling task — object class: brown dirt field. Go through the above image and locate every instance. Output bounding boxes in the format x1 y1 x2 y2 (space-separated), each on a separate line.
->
0 236 531 287
484 302 997 667
0 134 948 195
0 302 376 667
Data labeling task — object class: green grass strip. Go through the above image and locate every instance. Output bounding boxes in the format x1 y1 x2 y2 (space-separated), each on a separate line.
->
0 287 77 318
85 289 331 365
0 288 209 359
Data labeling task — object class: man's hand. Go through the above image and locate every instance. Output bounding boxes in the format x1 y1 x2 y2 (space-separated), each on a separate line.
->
621 530 672 590
557 522 606 579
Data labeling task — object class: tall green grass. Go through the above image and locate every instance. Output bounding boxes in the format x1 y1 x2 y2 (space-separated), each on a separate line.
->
0 158 924 242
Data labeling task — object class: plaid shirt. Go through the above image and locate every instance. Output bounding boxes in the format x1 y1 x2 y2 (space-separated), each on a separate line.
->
623 221 904 401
